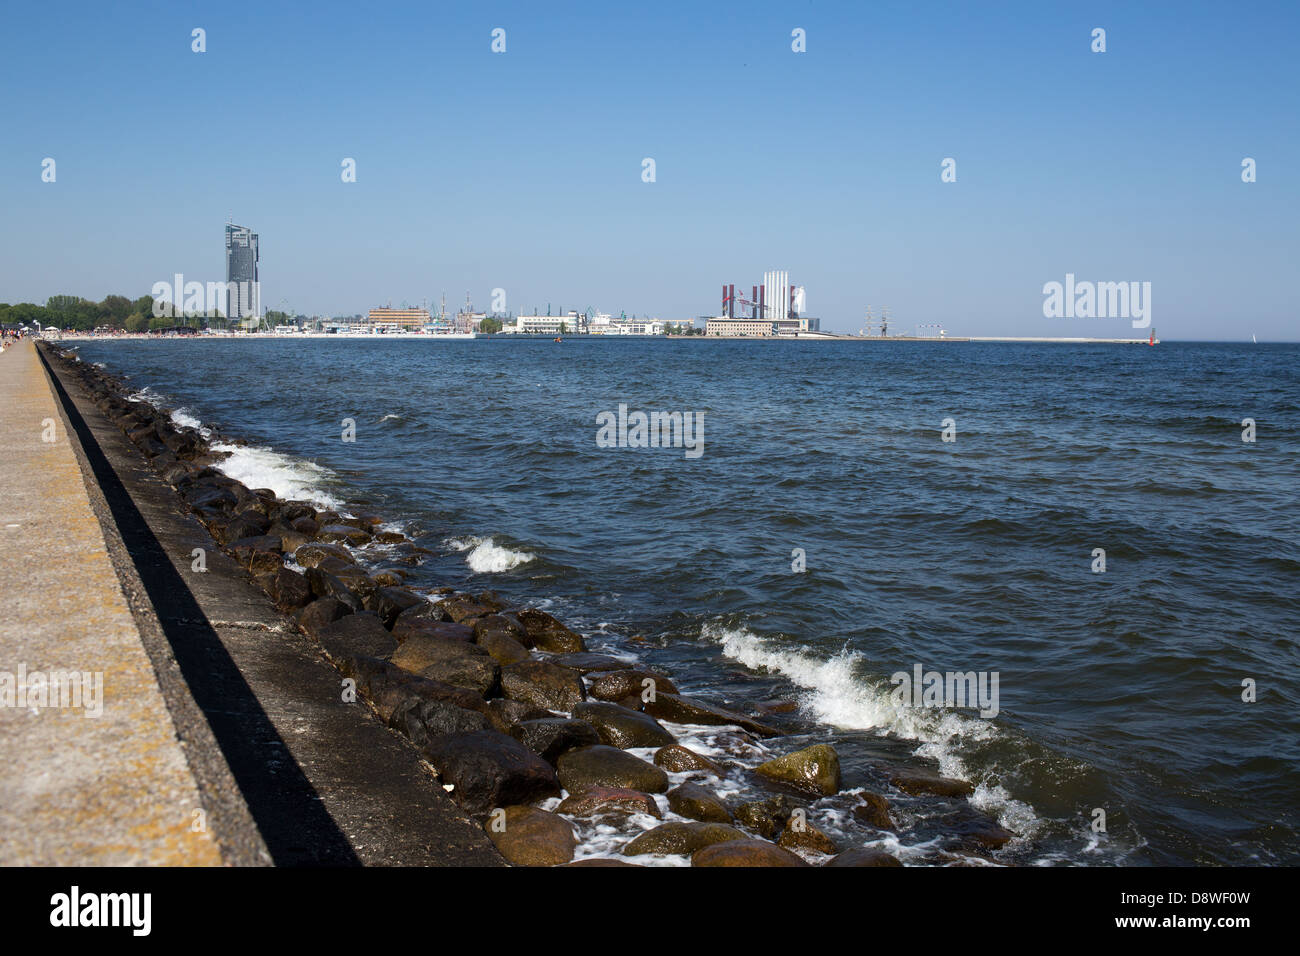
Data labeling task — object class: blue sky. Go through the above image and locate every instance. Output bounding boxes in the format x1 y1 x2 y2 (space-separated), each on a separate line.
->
2 0 1296 338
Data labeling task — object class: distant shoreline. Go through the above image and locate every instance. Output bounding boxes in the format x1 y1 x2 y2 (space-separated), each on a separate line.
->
51 332 1162 344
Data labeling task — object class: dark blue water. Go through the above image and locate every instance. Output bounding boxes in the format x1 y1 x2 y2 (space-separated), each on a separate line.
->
75 337 1300 865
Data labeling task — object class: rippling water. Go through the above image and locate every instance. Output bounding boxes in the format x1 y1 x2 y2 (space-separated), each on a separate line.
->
75 337 1300 865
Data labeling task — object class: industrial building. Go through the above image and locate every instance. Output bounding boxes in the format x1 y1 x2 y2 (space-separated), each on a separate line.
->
711 270 820 335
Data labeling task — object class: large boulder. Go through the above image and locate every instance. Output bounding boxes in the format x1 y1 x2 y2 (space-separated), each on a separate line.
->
550 653 629 674
258 567 313 611
390 636 499 696
391 696 492 748
622 821 746 857
229 535 284 575
294 542 355 568
734 795 800 840
500 660 586 712
588 669 678 702
556 786 662 819
642 693 783 737
888 768 975 799
654 745 723 776
423 730 561 815
777 817 839 855
485 806 576 867
557 746 669 795
317 523 372 546
825 848 903 867
394 618 475 645
852 792 896 830
571 701 675 750
316 613 397 662
483 699 554 734
509 718 602 764
513 608 587 653
296 597 350 637
474 616 532 664
368 586 424 628
692 839 808 867
304 567 363 612
755 744 841 796
667 783 733 823
436 594 494 624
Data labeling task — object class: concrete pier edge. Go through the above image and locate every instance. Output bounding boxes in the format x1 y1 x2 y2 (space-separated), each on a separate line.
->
35 344 271 867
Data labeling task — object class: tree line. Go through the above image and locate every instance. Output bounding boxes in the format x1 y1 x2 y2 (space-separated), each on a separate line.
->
0 294 293 332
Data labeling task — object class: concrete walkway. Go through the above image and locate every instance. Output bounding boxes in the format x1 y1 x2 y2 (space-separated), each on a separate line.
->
0 340 225 865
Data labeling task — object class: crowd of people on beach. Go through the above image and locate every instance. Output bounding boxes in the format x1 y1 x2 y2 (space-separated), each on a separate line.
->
1 328 29 352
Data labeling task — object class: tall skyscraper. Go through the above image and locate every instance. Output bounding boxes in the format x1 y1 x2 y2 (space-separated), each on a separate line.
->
224 222 260 322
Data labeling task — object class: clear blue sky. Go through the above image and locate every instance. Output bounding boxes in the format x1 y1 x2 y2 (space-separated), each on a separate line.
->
2 0 1296 338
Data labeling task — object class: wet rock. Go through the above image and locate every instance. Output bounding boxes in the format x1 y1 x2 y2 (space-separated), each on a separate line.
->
423 730 561 815
889 768 975 798
318 523 372 546
654 745 724 776
936 806 1016 849
623 821 746 857
392 601 453 634
371 568 406 588
343 657 488 722
510 718 601 764
316 612 397 662
557 745 670 794
229 535 284 575
272 527 314 555
374 530 406 544
642 693 783 737
588 669 678 702
259 567 313 611
550 653 628 674
436 593 494 623
296 597 351 637
514 608 587 653
394 618 475 645
294 541 355 568
483 699 554 734
777 817 839 854
391 636 499 696
667 783 733 823
485 806 576 867
693 839 808 867
825 848 903 867
473 615 532 664
368 586 424 628
500 660 586 712
852 792 896 830
755 744 841 796
215 514 271 545
391 696 491 748
556 786 662 819
571 701 675 749
734 795 799 840
755 699 799 715
304 567 363 612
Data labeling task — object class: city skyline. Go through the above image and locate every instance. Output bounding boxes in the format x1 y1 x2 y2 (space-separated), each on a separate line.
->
1 1 1297 339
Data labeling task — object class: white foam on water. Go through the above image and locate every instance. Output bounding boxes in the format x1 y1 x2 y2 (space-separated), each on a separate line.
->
129 386 165 407
445 535 535 573
209 441 342 509
170 407 212 437
703 622 1041 836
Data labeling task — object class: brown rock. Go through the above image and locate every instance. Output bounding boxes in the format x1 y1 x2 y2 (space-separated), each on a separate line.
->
588 669 679 702
500 660 586 712
514 608 587 653
623 821 746 857
852 792 895 830
485 806 575 867
654 745 724 775
571 701 675 749
777 817 839 854
692 839 809 867
556 786 662 819
825 848 903 867
666 783 733 823
557 745 669 794
889 768 975 798
755 744 841 796
423 730 561 815
642 692 784 737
